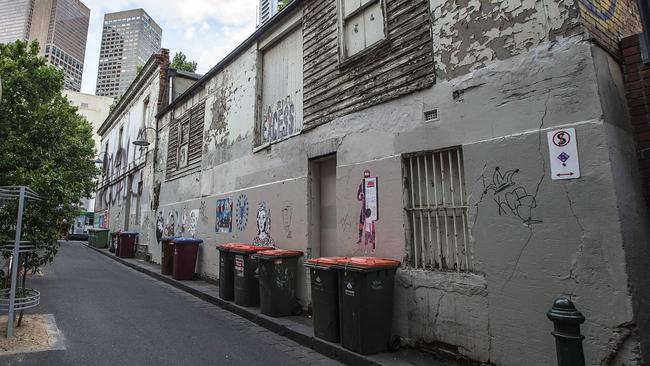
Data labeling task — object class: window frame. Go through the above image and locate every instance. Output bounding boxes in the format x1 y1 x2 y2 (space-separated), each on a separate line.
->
337 0 389 64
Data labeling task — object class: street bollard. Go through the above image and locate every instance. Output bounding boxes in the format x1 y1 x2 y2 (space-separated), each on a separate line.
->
547 297 586 366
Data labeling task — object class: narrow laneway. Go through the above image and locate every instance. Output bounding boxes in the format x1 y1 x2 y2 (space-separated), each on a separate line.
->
0 241 340 366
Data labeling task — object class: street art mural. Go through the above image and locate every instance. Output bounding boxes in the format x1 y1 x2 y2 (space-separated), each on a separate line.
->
282 201 293 238
579 0 617 21
357 170 379 253
189 209 199 237
235 194 249 232
252 202 276 247
165 209 179 236
156 210 164 241
180 207 188 234
216 198 233 233
262 97 296 144
483 167 542 225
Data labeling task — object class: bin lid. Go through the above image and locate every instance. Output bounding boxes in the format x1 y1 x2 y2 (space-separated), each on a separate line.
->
160 236 177 241
229 244 275 254
333 257 401 271
119 232 139 236
254 249 303 260
216 242 250 251
171 237 203 244
305 256 349 268
88 228 109 232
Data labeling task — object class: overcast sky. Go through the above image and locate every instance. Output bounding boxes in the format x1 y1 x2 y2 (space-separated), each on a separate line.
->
80 0 258 94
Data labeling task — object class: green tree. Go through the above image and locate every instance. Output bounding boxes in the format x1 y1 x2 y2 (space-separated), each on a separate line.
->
278 0 293 11
0 41 97 281
170 52 198 73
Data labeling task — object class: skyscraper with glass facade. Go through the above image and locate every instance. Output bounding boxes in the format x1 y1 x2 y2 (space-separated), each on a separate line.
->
0 0 90 91
95 9 162 99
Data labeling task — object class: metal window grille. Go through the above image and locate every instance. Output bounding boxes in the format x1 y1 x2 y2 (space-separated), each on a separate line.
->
404 148 472 272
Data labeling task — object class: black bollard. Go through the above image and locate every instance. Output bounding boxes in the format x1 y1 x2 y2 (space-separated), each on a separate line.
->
547 297 586 366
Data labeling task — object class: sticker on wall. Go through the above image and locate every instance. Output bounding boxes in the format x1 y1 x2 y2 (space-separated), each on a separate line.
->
547 128 580 180
216 198 233 233
189 209 199 237
357 170 378 253
235 255 244 277
252 202 276 247
281 201 292 239
156 210 164 242
235 194 249 232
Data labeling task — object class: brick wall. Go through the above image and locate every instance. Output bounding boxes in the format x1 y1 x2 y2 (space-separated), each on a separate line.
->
622 34 650 204
580 0 642 56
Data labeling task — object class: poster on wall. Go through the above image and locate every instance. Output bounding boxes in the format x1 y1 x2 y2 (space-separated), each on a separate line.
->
178 145 189 168
216 198 233 233
189 209 199 237
357 170 378 253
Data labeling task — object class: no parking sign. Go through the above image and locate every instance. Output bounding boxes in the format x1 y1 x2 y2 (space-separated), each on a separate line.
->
547 128 580 180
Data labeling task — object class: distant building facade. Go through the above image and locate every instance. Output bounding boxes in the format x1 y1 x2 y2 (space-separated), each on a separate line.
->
0 0 90 91
95 9 162 100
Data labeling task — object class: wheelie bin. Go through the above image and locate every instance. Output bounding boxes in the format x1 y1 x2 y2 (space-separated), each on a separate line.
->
171 237 203 280
255 249 303 317
216 243 250 301
160 237 176 275
117 232 138 258
332 257 401 355
305 257 349 343
92 228 109 248
230 244 274 307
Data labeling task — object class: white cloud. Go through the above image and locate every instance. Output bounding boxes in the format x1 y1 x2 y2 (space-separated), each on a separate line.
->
80 0 258 94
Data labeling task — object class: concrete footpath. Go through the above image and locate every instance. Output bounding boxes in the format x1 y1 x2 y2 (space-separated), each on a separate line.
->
85 244 461 366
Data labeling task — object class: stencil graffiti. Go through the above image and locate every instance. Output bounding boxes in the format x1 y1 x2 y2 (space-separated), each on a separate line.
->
252 202 276 247
165 209 179 237
282 201 293 239
262 97 296 144
357 170 379 253
156 210 164 241
216 198 233 233
579 0 616 21
483 167 542 225
199 200 209 223
189 209 199 237
180 207 188 234
235 194 249 232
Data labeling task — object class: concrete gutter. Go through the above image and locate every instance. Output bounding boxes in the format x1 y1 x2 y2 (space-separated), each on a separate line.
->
83 244 386 366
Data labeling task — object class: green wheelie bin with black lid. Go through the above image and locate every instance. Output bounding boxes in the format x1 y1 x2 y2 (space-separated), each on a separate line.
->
255 249 303 317
230 244 274 307
332 257 401 355
305 256 348 343
216 243 250 301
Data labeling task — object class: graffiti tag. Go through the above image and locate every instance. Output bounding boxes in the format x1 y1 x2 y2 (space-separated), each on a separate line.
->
262 97 296 144
483 167 542 225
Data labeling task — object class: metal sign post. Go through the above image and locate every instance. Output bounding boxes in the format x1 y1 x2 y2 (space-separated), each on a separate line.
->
6 187 25 337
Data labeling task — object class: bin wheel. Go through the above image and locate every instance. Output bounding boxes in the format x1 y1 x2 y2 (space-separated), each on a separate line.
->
388 335 401 353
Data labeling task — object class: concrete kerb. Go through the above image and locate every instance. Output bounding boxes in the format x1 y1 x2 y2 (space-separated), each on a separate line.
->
83 243 380 366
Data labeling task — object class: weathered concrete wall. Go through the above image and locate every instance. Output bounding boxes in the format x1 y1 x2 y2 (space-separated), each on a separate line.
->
430 0 581 79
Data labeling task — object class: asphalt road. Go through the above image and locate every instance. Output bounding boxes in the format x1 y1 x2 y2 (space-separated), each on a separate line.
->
0 241 340 366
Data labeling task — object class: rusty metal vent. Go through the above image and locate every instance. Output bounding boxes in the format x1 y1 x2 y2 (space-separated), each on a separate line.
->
424 109 439 122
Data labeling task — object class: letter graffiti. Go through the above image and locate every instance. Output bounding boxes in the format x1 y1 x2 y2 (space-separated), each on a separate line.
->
262 97 296 144
483 167 542 225
579 0 617 21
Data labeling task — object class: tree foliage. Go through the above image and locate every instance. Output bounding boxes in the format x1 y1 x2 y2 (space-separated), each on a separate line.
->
278 0 293 11
170 52 198 73
0 40 98 274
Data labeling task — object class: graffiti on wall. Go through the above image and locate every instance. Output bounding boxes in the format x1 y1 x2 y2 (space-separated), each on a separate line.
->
216 198 233 233
483 167 542 225
357 170 379 253
252 202 276 247
156 210 164 241
199 200 209 224
165 209 179 237
262 96 296 144
189 209 199 237
579 0 617 21
180 207 188 234
282 201 293 239
235 194 249 232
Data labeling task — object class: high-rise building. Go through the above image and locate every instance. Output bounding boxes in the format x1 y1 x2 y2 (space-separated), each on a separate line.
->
0 0 90 92
95 9 162 99
259 0 280 26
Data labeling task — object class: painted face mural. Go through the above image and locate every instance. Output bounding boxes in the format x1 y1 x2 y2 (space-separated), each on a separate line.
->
166 210 178 237
252 202 275 247
357 170 378 253
156 210 164 241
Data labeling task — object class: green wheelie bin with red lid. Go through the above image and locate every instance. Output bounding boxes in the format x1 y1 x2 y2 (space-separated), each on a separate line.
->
230 244 275 307
332 257 401 355
305 256 349 343
255 249 303 317
216 243 250 301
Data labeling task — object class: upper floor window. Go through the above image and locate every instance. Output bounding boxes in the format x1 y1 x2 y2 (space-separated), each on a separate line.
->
165 102 205 181
340 0 386 59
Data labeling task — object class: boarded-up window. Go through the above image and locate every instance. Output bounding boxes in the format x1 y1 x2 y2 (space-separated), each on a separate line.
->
258 27 303 146
166 102 205 180
341 0 385 59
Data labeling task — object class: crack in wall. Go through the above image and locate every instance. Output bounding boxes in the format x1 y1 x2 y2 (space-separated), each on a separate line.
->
560 185 586 284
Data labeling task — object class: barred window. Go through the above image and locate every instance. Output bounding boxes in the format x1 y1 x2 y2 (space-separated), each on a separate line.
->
403 148 472 272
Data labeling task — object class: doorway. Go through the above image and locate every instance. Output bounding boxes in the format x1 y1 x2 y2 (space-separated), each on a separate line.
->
309 154 337 258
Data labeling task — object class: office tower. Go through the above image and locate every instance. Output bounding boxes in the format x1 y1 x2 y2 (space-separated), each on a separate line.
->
95 9 162 99
0 0 90 92
259 0 280 26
